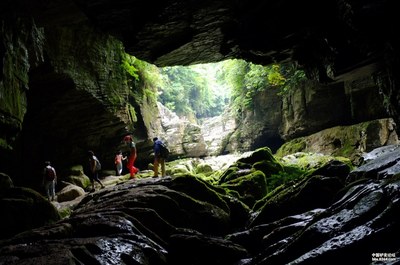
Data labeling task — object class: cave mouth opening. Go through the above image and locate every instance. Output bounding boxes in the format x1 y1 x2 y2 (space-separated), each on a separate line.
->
155 58 298 124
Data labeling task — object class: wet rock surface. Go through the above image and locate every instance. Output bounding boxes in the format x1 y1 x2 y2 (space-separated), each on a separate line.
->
1 147 400 264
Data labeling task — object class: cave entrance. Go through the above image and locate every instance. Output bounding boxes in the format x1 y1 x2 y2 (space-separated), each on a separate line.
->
154 59 293 153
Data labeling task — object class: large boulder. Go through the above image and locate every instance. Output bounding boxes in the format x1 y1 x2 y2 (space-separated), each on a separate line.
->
57 184 86 202
0 187 60 239
0 173 13 192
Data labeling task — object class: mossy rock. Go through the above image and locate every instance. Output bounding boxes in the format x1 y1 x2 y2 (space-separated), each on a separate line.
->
195 163 213 175
219 170 267 207
170 174 230 213
0 172 13 192
0 187 61 239
275 138 307 157
253 160 284 176
161 186 232 235
218 166 241 184
250 174 344 226
237 147 278 165
219 149 284 187
65 175 91 189
67 165 85 176
169 164 192 175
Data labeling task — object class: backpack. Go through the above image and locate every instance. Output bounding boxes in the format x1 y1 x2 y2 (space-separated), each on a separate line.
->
159 142 170 158
45 166 56 181
94 156 102 171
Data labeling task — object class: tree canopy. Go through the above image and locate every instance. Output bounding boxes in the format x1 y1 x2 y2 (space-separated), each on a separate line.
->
122 53 307 121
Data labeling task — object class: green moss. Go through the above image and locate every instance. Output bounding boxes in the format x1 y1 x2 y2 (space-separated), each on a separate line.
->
0 138 11 150
58 207 72 219
219 170 267 207
253 160 284 176
238 147 277 164
275 138 306 157
170 174 230 213
127 104 137 122
219 166 240 183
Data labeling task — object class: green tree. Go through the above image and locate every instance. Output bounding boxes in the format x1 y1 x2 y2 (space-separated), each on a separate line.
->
220 59 306 116
159 64 229 119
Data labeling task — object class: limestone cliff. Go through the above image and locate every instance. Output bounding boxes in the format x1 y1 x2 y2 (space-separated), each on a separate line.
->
281 77 389 140
0 16 145 186
0 18 44 179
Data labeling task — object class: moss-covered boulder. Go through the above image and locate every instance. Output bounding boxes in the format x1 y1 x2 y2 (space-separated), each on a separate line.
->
64 165 91 189
250 174 344 226
276 118 398 165
220 170 267 207
195 162 213 175
0 172 13 192
57 184 86 203
0 187 61 239
237 147 278 165
169 175 230 213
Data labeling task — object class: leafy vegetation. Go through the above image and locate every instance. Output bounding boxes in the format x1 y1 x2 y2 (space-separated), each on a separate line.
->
121 53 307 122
159 64 230 119
121 53 161 104
220 60 306 116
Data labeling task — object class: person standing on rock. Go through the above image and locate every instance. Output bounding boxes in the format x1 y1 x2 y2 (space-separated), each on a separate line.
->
123 135 139 179
153 137 167 178
114 150 127 176
42 161 57 201
88 150 105 191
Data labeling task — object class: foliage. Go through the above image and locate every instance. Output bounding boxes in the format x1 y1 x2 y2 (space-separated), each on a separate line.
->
121 53 306 122
267 165 306 193
278 63 307 95
218 60 307 117
159 64 229 119
121 53 139 81
121 53 161 105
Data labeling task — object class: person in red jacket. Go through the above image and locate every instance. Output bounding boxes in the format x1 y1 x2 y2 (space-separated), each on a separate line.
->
123 135 139 179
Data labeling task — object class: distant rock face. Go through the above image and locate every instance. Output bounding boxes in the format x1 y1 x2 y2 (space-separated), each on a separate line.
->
277 118 399 165
201 109 237 156
226 89 283 153
280 78 389 141
156 103 207 158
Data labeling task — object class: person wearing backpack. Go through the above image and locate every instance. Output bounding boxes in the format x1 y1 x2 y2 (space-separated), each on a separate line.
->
123 135 139 179
153 137 167 178
88 150 105 191
42 161 57 201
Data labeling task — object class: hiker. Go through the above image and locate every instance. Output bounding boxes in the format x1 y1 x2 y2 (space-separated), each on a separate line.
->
153 137 167 177
123 135 139 179
42 161 57 201
88 150 105 191
114 150 127 176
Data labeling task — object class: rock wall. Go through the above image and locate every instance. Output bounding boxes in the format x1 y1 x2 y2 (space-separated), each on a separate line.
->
154 103 207 159
0 16 146 187
211 76 393 159
201 108 237 156
276 118 399 165
0 18 44 180
280 77 389 141
21 24 135 187
226 89 283 153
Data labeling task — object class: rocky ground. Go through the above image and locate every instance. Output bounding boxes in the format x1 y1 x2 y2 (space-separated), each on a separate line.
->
1 147 400 264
